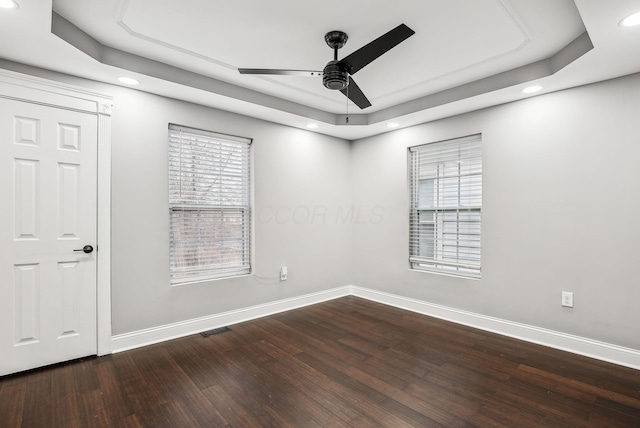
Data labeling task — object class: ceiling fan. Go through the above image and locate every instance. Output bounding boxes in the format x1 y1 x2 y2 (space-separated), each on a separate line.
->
238 24 415 109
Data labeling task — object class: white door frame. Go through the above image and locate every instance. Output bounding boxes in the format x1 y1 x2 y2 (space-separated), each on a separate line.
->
0 68 113 355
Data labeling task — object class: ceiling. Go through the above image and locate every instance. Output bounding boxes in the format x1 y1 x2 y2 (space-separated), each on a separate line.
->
1 0 640 139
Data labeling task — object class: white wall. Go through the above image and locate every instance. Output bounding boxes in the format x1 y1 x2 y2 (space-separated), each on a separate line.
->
351 73 640 350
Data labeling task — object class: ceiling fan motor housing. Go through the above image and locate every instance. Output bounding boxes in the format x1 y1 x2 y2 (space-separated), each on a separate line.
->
323 60 349 90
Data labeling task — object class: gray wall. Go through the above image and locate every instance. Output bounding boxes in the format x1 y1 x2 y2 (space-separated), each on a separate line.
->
109 89 353 335
351 73 640 350
3 59 640 351
0 60 353 336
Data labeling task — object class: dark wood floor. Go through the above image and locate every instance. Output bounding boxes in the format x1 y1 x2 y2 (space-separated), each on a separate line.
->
2 296 640 427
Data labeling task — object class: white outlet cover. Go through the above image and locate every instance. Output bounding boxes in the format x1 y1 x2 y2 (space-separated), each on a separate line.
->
561 291 574 308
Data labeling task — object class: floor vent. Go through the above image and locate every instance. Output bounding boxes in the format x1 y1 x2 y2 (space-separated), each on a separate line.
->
200 327 231 337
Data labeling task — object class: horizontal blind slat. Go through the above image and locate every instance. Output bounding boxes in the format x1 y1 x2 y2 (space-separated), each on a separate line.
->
409 134 482 277
169 124 251 283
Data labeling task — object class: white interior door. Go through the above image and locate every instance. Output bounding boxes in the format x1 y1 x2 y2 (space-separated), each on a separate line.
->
0 98 98 376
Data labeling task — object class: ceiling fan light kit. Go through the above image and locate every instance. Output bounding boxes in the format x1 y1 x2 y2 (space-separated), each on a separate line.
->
620 11 640 27
322 61 349 91
0 0 19 9
239 23 415 110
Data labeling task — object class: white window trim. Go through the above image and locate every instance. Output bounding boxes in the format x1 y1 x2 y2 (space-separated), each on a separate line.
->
409 134 482 279
168 124 252 285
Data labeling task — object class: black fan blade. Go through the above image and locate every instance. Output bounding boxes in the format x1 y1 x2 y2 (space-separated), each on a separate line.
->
339 24 415 75
339 76 371 109
238 68 322 77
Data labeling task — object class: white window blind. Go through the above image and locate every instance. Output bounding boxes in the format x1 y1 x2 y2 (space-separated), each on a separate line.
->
168 124 251 284
409 134 482 277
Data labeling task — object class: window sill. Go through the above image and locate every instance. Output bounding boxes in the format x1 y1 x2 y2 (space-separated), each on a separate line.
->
409 267 481 281
170 272 253 287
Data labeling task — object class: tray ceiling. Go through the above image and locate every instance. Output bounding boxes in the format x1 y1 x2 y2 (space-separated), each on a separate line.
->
53 0 585 113
0 1 639 139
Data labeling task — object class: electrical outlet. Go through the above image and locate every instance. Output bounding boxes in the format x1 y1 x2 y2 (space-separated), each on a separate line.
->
280 266 288 281
561 291 574 308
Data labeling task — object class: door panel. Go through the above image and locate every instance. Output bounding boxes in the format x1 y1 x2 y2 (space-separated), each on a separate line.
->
0 98 98 376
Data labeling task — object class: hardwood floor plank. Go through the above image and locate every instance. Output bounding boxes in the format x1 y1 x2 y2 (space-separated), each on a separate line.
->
140 344 227 427
202 383 264 426
493 377 593 422
259 405 295 428
380 347 438 376
0 382 25 427
2 296 640 427
164 336 244 391
518 363 640 409
405 379 486 424
344 365 471 427
254 339 327 385
374 397 447 428
116 414 145 428
76 388 113 427
362 355 423 387
232 352 345 426
93 357 134 422
451 348 516 381
20 369 52 427
594 396 640 420
295 350 389 403
422 362 501 401
290 352 432 427
50 364 83 428
71 357 100 393
277 313 374 361
262 356 362 424
588 405 640 428
110 351 171 427
156 399 203 428
479 397 581 428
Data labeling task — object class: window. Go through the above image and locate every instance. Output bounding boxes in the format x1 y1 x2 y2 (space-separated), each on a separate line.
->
168 124 251 284
409 134 482 277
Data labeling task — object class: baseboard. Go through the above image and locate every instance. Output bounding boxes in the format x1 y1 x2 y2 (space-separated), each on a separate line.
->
351 286 640 371
111 286 352 353
111 284 640 371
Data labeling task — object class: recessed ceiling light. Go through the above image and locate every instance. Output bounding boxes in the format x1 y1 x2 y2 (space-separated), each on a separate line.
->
386 122 399 128
306 123 318 129
0 0 19 9
117 77 139 85
620 11 640 27
522 85 543 94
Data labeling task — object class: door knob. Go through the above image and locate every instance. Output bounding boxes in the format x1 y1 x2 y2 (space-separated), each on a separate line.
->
74 245 94 254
